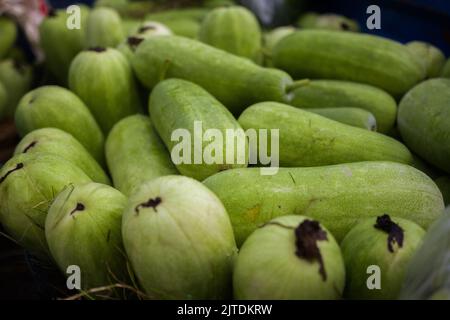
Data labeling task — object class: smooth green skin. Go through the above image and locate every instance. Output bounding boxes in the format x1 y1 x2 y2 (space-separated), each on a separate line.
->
398 79 450 174
306 107 377 131
162 19 201 39
233 215 345 300
406 41 446 78
400 207 450 300
122 175 237 299
0 17 17 59
441 59 450 78
0 59 32 117
85 7 125 48
69 48 142 134
117 21 172 61
273 30 425 97
199 6 262 62
149 79 247 181
289 80 397 133
264 26 296 67
238 102 413 167
203 162 444 246
39 8 89 85
0 82 7 120
341 216 425 300
131 35 293 115
15 86 105 165
297 12 360 32
95 0 129 10
0 153 92 259
106 115 177 196
45 182 128 290
145 8 209 23
435 176 450 206
14 128 110 185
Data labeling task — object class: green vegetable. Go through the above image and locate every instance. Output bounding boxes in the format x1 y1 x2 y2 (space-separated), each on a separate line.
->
39 7 89 84
45 182 129 291
199 6 262 62
0 59 32 117
305 107 377 131
288 80 397 133
273 30 425 97
14 128 110 185
106 114 178 196
263 26 296 66
122 175 237 299
145 8 209 23
0 82 7 120
85 7 125 48
203 162 444 245
233 215 345 300
161 19 201 39
69 47 142 133
149 79 247 180
341 215 425 299
0 153 92 259
15 86 105 165
238 102 413 167
131 35 293 115
398 78 450 174
406 41 446 78
400 207 450 300
297 12 360 32
0 16 17 58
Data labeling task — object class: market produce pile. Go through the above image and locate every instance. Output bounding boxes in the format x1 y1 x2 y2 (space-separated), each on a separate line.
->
0 0 450 300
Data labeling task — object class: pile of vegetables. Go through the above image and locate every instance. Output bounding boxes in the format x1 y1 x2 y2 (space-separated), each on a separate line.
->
0 0 449 300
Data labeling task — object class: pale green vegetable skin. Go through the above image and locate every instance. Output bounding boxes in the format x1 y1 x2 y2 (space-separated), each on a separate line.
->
203 162 444 245
341 216 425 299
106 115 178 196
398 79 450 174
199 6 262 62
45 183 128 290
122 175 237 299
14 86 105 165
238 102 413 167
297 12 360 32
14 128 110 185
406 41 446 78
39 8 89 84
306 107 377 131
149 79 248 181
69 48 142 134
273 30 424 97
0 17 17 58
131 35 293 115
289 80 397 133
0 59 32 117
233 215 345 300
0 153 92 259
85 7 125 48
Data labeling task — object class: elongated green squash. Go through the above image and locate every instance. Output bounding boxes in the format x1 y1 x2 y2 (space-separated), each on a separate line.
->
273 30 425 97
0 59 32 117
85 7 125 48
203 162 444 245
306 107 377 131
198 6 262 62
289 80 397 133
15 128 110 185
161 19 201 39
0 16 17 59
69 47 142 133
406 41 446 78
106 114 178 196
149 79 247 181
145 8 209 23
398 79 450 174
131 35 293 115
297 12 360 32
238 102 413 167
15 86 105 165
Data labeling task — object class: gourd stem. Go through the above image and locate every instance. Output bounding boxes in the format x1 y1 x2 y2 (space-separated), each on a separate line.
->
286 79 310 92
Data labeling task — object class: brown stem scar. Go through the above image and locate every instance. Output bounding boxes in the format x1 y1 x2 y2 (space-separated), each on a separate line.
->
374 214 404 253
23 141 37 153
70 202 85 216
88 47 106 52
0 163 24 184
135 197 162 215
